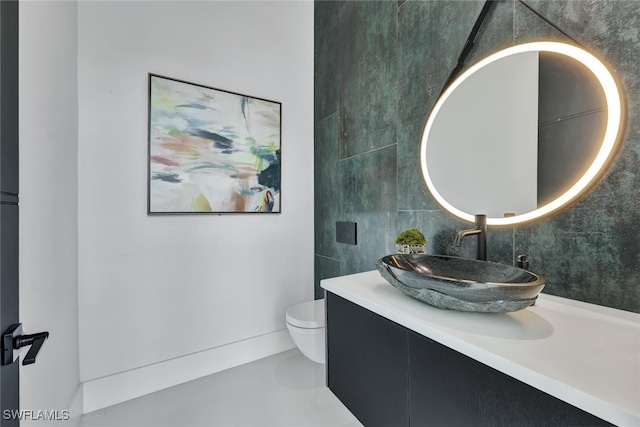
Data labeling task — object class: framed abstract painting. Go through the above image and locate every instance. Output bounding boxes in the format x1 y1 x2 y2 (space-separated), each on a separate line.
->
148 74 281 214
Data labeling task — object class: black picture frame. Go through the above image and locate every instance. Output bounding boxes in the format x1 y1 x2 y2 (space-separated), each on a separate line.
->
148 74 282 214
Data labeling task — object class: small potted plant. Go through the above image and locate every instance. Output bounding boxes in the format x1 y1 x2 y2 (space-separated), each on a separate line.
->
395 228 427 254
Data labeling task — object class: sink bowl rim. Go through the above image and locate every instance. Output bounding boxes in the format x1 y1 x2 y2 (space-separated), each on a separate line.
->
378 254 546 288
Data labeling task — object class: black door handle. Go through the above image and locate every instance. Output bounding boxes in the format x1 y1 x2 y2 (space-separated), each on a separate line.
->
15 332 49 365
1 324 50 366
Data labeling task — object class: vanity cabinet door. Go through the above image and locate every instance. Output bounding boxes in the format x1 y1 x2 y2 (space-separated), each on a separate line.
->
326 292 409 427
407 331 613 427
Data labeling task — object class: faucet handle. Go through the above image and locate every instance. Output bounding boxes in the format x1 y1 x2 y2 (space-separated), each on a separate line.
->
516 254 529 270
474 214 487 227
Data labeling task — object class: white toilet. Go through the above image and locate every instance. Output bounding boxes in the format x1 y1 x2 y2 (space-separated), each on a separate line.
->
285 299 326 364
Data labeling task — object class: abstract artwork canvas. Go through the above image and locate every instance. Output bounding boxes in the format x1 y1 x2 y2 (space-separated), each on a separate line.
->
148 74 281 213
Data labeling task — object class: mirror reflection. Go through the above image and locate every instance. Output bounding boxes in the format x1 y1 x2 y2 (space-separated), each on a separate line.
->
537 51 606 206
420 42 622 225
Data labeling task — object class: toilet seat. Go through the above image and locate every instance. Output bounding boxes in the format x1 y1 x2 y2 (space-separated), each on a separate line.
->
286 299 325 329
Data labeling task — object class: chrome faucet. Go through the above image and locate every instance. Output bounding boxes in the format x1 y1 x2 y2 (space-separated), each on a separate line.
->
454 214 487 261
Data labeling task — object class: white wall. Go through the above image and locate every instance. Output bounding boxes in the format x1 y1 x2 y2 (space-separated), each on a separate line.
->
77 1 313 411
19 0 82 420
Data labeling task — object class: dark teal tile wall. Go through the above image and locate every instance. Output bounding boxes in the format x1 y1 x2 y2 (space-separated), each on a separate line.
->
339 1 398 158
314 0 339 121
314 0 640 313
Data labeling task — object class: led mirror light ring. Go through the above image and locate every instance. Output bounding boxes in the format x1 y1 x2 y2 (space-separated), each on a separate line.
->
420 41 624 226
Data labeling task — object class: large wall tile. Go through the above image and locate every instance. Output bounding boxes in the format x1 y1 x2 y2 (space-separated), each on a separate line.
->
340 145 398 275
314 1 340 121
339 0 398 159
315 113 342 260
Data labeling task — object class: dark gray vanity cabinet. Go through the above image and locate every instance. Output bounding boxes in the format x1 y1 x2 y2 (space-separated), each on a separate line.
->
326 292 613 427
326 292 409 427
408 332 613 426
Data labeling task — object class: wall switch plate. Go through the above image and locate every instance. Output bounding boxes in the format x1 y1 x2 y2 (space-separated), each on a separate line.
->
336 222 357 245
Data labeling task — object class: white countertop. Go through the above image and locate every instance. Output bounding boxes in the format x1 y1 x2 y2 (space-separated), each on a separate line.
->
321 270 640 426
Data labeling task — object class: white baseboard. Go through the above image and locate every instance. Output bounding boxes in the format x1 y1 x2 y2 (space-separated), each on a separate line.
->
82 329 295 414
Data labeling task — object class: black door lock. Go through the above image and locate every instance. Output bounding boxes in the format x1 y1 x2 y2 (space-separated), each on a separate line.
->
1 324 49 366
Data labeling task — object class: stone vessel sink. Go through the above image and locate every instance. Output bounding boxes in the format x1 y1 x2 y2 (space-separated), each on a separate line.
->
376 254 546 313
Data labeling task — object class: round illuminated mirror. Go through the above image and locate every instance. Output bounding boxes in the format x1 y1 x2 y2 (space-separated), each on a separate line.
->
420 42 624 226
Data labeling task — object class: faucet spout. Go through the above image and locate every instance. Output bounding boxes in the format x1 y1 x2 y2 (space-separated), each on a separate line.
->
454 229 481 247
454 214 487 261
